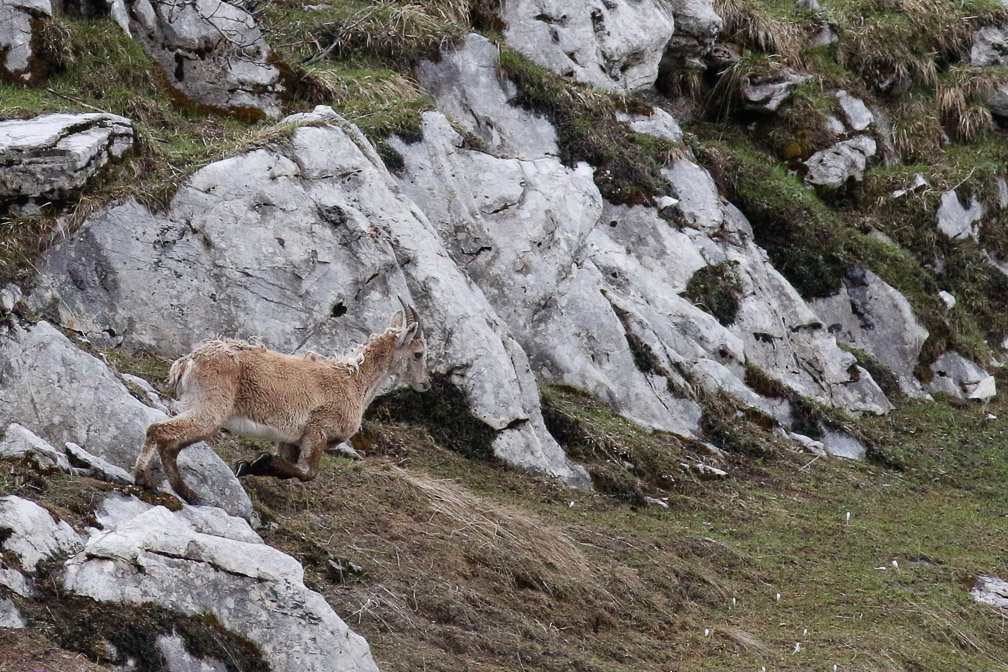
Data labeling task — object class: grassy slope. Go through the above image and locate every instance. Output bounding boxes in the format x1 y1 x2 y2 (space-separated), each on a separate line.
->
6 375 1002 671
5 1 1008 670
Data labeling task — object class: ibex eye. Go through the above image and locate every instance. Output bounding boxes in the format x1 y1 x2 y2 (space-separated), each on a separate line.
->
414 352 424 360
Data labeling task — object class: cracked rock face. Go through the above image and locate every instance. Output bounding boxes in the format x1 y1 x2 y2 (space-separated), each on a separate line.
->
123 0 281 118
29 107 587 487
936 189 984 241
804 135 876 190
0 0 52 82
417 33 558 159
501 0 677 93
740 69 809 113
664 0 723 69
0 321 256 522
0 112 134 204
809 268 929 398
62 499 379 672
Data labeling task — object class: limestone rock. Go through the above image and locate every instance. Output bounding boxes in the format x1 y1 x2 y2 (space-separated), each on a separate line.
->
157 634 227 672
936 189 983 240
0 597 24 628
65 441 135 485
836 90 874 131
665 0 723 70
0 113 133 203
0 0 52 82
804 135 876 189
928 351 993 399
63 503 379 672
500 0 676 93
0 495 83 571
822 430 866 460
0 321 256 522
616 106 683 143
971 26 1008 67
0 422 71 472
29 107 586 487
972 575 1008 609
740 69 809 113
416 33 558 159
123 0 281 118
969 375 997 401
809 268 929 398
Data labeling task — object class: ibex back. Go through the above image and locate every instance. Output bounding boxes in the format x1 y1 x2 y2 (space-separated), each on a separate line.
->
134 301 430 504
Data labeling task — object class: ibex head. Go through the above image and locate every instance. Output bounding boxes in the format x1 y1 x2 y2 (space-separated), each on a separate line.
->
392 297 430 392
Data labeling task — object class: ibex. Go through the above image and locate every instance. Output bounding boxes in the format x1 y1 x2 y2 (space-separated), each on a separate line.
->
134 300 430 504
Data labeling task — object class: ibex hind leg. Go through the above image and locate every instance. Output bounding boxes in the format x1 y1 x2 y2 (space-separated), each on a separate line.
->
140 412 219 505
239 429 327 482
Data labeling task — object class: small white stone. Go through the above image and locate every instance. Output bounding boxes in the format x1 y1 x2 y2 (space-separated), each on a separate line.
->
938 290 956 310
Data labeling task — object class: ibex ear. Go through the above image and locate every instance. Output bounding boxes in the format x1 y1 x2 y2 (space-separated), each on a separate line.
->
396 321 419 348
390 309 406 329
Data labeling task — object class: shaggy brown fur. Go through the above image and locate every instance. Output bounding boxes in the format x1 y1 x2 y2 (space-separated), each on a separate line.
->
134 304 430 504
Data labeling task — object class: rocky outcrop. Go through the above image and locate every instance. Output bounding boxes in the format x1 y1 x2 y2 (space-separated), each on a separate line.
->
740 69 809 113
836 90 874 131
664 0 722 70
927 352 996 400
63 498 379 672
0 421 72 472
28 107 588 487
936 189 983 240
416 34 558 159
500 0 677 93
970 26 1008 119
809 268 929 398
804 135 876 189
123 0 281 118
0 113 134 204
0 495 83 572
0 0 51 82
616 106 683 143
0 321 257 521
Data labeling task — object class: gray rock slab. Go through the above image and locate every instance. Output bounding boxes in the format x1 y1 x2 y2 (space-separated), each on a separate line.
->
0 597 24 629
0 112 133 201
0 0 52 81
804 135 876 189
0 422 71 472
822 430 866 460
928 351 990 399
124 0 281 117
616 106 683 143
157 634 227 672
664 0 723 69
937 189 983 240
29 107 586 487
417 33 558 159
836 90 874 131
809 268 928 398
63 505 379 672
501 0 676 92
741 70 810 113
0 321 256 522
0 495 82 571
972 575 1008 609
65 441 135 485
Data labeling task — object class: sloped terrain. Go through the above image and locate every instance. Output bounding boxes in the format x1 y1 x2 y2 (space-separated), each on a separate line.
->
4 0 1008 669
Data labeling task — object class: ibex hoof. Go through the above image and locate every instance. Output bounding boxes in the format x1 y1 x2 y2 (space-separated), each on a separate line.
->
235 453 273 478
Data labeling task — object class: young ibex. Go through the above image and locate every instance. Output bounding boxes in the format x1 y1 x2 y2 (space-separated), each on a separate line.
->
134 300 430 504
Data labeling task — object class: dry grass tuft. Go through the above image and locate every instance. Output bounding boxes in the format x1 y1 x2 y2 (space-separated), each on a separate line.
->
393 468 590 593
716 0 805 65
937 65 1002 141
890 93 946 161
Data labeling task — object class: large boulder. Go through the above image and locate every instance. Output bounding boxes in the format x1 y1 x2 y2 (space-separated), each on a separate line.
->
0 495 82 598
809 268 929 398
28 107 587 487
122 0 281 118
0 0 51 82
62 497 378 672
0 321 256 521
927 351 995 400
0 113 134 204
500 0 677 93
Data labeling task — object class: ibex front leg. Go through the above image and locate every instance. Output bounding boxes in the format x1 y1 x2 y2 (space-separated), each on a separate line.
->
237 427 327 482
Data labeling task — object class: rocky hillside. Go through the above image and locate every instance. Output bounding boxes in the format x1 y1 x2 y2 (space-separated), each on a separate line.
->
4 0 1008 669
